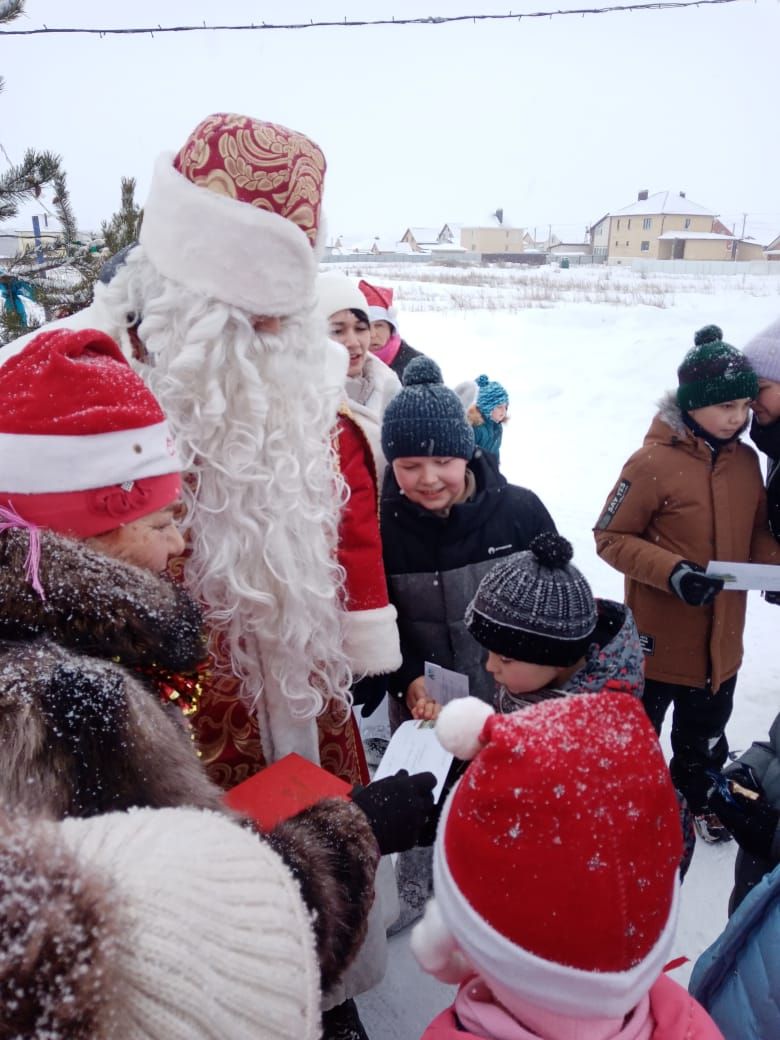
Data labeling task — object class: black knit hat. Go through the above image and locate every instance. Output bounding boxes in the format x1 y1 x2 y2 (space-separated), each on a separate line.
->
465 533 597 667
676 325 758 411
381 356 475 462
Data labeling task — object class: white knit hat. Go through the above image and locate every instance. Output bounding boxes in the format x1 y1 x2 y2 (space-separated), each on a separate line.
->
58 808 320 1040
743 316 780 383
315 272 371 325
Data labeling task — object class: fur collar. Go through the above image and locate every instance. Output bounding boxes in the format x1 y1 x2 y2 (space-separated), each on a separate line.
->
655 390 688 437
0 528 204 671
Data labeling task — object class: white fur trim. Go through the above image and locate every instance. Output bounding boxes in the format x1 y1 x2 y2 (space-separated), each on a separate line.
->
431 795 681 1019
366 304 399 333
435 697 494 760
410 899 472 984
139 153 317 316
0 421 179 493
342 604 401 676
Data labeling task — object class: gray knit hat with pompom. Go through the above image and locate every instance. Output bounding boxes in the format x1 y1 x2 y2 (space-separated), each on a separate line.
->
381 356 475 462
466 533 597 666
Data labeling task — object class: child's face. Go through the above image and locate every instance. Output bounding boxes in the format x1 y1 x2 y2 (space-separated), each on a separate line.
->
688 398 751 439
751 379 780 426
490 404 508 423
392 456 468 511
370 321 394 351
485 651 559 695
87 504 185 573
328 309 371 377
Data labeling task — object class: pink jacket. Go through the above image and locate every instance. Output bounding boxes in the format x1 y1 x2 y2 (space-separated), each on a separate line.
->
420 975 723 1040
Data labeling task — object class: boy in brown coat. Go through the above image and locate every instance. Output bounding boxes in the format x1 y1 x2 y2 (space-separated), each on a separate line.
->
594 325 779 843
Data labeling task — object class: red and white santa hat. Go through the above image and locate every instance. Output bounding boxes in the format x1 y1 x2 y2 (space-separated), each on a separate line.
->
0 328 180 538
139 113 327 318
411 692 683 1020
358 280 399 333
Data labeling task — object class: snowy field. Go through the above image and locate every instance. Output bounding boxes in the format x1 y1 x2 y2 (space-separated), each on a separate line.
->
348 262 780 1038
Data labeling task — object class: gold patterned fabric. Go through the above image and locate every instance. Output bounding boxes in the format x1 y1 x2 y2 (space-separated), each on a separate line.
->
173 113 325 248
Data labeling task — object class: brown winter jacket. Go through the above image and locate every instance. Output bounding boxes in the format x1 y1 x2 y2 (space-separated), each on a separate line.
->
594 395 779 690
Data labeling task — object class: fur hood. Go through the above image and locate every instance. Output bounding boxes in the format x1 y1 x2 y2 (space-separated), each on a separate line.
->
653 390 689 439
0 527 204 671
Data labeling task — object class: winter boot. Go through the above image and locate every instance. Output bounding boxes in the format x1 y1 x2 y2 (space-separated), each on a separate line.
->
693 811 733 844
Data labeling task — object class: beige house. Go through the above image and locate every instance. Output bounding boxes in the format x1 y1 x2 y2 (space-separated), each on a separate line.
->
591 190 720 262
399 227 439 252
459 226 534 253
657 231 764 262
765 233 780 261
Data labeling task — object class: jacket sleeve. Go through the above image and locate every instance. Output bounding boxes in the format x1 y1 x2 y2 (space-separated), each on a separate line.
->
266 798 380 993
748 487 780 564
514 488 557 541
336 415 401 677
593 450 685 592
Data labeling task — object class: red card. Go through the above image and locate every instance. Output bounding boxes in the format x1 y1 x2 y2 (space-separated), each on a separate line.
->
223 752 352 831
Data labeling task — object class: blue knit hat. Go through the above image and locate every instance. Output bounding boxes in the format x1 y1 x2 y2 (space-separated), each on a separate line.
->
475 374 509 419
382 357 475 462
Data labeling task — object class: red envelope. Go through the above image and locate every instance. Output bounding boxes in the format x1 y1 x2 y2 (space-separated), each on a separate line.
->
223 752 352 831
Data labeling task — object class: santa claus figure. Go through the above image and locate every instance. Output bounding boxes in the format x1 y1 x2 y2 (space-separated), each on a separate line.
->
3 114 403 1039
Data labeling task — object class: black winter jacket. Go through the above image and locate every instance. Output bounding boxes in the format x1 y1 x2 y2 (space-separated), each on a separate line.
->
380 450 556 703
388 340 426 382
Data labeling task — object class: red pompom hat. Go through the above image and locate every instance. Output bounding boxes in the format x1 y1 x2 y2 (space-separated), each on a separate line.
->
411 693 683 1020
0 328 181 538
358 280 399 333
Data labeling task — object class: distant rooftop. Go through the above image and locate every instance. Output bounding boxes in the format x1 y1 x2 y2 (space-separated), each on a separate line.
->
613 191 716 217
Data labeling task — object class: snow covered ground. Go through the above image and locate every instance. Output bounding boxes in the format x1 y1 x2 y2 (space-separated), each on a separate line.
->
350 263 780 1038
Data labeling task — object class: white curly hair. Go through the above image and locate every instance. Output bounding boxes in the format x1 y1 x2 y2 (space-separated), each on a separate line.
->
94 247 352 759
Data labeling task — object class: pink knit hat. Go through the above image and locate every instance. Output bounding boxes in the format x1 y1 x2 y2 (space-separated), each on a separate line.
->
0 327 180 538
412 692 682 1019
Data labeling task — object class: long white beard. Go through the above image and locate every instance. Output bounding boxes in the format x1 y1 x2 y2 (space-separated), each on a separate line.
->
97 250 352 761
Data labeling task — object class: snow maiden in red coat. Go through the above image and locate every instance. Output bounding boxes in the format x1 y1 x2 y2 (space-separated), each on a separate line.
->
411 694 724 1040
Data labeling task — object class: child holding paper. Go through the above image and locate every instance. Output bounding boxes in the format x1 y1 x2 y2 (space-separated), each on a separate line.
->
465 532 644 712
379 356 556 728
594 324 779 844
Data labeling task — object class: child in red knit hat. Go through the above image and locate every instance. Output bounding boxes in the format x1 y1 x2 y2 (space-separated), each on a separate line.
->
411 693 724 1040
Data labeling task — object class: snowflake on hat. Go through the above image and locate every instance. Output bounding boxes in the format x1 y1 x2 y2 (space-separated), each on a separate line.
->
411 692 683 1021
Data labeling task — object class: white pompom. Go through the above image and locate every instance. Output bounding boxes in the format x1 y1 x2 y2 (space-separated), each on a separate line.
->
435 697 494 760
410 900 472 984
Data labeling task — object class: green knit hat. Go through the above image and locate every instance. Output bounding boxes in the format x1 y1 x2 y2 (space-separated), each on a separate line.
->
676 325 758 411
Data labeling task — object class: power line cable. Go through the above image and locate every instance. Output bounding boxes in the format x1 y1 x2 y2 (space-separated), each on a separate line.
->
0 0 750 37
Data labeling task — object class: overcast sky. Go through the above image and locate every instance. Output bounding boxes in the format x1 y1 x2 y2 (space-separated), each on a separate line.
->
1 0 778 243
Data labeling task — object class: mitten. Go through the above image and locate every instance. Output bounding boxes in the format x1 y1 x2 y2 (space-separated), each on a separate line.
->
669 561 724 607
706 772 779 860
351 770 436 855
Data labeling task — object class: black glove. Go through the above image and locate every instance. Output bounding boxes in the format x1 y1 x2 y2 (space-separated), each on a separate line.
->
764 590 780 606
351 770 436 855
669 561 724 607
706 770 779 860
